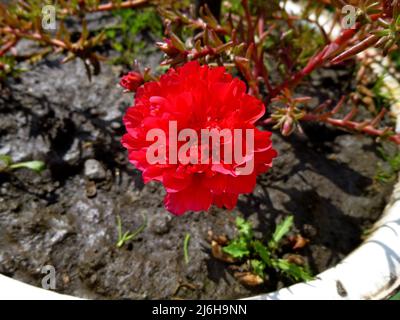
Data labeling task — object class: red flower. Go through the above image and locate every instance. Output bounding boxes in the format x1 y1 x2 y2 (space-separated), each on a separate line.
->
120 71 144 92
121 62 277 215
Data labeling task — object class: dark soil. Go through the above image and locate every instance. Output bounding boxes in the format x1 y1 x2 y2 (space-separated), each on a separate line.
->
0 51 395 299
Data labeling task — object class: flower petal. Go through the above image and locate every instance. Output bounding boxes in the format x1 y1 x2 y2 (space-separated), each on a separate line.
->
164 182 213 215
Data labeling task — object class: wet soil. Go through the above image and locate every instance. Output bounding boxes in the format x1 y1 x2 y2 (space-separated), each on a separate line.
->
0 52 395 299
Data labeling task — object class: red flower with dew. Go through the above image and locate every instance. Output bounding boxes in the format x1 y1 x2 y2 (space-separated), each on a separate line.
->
121 62 277 215
120 71 144 92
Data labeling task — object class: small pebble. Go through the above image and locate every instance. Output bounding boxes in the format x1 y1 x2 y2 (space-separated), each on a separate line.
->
150 212 171 235
84 159 106 180
86 180 97 198
111 121 121 130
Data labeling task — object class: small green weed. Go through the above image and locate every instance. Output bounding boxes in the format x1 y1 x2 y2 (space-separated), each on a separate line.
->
222 216 313 283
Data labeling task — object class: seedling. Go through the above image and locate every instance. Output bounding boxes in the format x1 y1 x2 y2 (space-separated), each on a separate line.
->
183 233 191 265
116 214 147 248
0 155 45 173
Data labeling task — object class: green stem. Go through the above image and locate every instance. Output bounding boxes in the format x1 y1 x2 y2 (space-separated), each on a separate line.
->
184 233 191 265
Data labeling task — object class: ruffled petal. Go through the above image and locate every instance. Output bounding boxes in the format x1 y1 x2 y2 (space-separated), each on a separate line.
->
164 183 213 215
213 193 238 210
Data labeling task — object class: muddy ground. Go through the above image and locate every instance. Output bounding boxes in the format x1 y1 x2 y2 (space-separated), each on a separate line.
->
0 48 395 299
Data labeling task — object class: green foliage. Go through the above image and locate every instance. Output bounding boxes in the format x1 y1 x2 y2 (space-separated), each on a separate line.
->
183 233 191 265
262 22 324 76
389 290 400 300
1 0 108 80
223 217 253 258
380 148 400 170
375 146 400 183
253 240 272 266
105 7 163 65
222 215 313 284
250 259 266 278
116 214 147 248
372 76 393 110
272 259 313 282
269 215 294 249
9 161 45 172
221 0 243 15
390 51 400 71
236 217 253 239
0 155 45 173
221 0 281 17
290 23 325 69
223 237 251 259
0 155 12 167
0 56 20 80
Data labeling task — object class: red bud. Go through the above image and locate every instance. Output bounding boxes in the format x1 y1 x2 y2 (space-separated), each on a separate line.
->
119 71 144 92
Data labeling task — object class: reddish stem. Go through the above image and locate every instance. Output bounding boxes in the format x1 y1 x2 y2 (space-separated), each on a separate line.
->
301 113 400 144
190 46 216 60
190 19 229 35
330 34 379 64
0 38 17 57
2 27 68 50
61 0 149 14
268 13 383 101
241 0 254 43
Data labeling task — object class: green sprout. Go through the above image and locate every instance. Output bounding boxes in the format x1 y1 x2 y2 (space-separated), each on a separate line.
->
0 155 45 173
183 233 191 265
116 214 147 248
269 215 294 250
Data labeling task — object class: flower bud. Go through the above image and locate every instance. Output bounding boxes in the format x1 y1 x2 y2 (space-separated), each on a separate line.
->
282 117 295 136
119 71 144 92
156 39 181 56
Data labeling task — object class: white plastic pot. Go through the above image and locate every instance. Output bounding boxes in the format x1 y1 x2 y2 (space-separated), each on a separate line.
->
0 274 79 300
